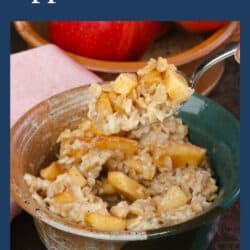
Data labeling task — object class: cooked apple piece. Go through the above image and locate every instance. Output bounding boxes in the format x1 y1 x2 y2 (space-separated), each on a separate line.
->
67 166 87 187
85 213 126 231
163 69 193 104
94 136 138 155
108 92 125 114
89 124 105 136
53 189 75 203
40 162 64 181
108 171 148 201
139 69 162 85
153 141 206 168
158 186 188 212
99 179 117 195
96 93 113 118
111 73 137 96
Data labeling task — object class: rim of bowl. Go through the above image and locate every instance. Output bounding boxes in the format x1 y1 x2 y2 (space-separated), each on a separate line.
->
14 21 238 73
11 87 240 241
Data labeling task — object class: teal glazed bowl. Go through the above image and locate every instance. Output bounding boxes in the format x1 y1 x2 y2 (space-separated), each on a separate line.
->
11 86 240 250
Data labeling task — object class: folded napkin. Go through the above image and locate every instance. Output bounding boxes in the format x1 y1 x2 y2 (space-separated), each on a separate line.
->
11 44 102 219
11 44 101 126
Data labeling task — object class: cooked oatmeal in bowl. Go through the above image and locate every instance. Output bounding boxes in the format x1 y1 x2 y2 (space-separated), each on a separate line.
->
24 116 218 232
23 58 219 232
11 58 240 250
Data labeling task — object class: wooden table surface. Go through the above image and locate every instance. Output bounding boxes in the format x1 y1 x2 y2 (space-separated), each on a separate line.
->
10 23 240 250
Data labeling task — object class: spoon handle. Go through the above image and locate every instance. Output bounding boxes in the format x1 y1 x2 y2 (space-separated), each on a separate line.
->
190 42 240 88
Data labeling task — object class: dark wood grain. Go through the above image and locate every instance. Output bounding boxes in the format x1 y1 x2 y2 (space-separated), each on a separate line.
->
10 24 240 250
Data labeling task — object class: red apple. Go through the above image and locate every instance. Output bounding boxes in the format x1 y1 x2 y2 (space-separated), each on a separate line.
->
178 21 228 33
49 21 163 61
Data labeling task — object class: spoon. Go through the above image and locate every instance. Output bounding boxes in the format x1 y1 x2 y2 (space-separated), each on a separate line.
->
190 42 240 88
166 42 240 118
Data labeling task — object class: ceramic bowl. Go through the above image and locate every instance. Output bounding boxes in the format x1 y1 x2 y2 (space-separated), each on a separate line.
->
11 86 240 250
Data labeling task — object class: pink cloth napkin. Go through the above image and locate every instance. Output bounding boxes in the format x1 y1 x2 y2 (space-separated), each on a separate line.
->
11 44 102 219
11 44 101 126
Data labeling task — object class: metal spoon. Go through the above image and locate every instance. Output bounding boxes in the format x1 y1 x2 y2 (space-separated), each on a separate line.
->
190 42 240 88
165 42 240 118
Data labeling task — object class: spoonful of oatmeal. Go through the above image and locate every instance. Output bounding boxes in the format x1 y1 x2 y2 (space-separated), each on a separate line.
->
87 43 239 135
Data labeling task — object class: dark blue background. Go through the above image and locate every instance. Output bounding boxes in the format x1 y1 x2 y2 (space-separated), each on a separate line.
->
0 0 247 249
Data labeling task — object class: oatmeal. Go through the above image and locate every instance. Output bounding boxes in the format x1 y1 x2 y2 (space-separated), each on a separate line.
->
24 58 218 232
87 57 193 134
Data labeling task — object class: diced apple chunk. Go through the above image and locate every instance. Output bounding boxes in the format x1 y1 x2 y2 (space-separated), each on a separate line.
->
53 189 75 203
108 171 148 201
108 92 125 114
96 93 113 118
158 186 188 211
163 70 193 104
153 141 206 168
89 125 105 136
139 69 162 85
40 162 64 181
85 213 126 231
111 73 137 96
94 136 138 155
67 166 87 187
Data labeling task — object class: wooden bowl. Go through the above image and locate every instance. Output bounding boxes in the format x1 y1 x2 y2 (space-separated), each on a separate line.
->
14 21 238 73
14 21 239 96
